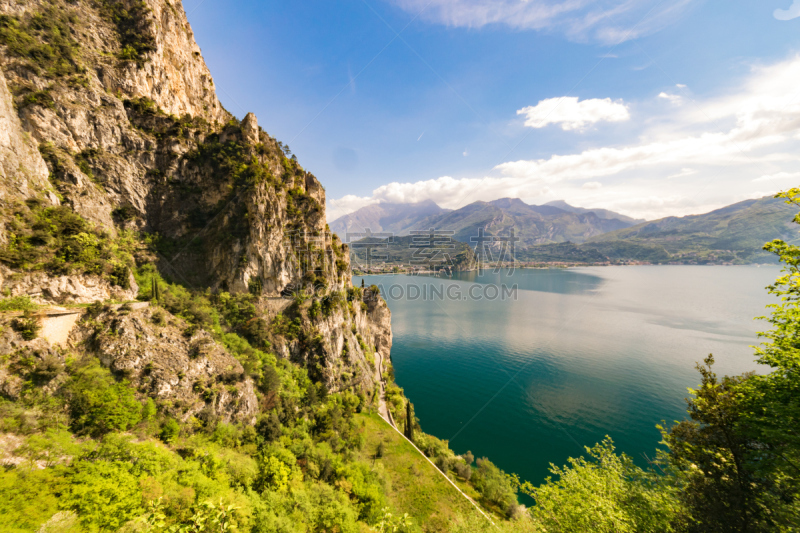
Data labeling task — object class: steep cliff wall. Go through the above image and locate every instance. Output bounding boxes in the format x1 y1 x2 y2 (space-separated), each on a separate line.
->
0 0 391 416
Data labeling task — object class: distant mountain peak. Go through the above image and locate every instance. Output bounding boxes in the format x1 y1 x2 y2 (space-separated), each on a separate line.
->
488 198 530 208
544 200 643 224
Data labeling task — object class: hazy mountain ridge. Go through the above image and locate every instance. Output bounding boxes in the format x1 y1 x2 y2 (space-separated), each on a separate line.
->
519 195 800 264
329 200 450 237
331 198 640 246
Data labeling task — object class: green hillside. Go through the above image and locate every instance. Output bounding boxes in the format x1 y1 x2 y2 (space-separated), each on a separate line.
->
518 196 800 264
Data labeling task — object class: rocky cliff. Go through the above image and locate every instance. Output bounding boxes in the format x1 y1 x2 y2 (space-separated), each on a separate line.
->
0 0 391 423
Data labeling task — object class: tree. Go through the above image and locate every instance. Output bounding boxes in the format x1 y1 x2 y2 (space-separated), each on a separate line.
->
61 460 143 531
472 458 518 516
404 401 414 443
65 361 142 436
516 438 682 533
663 189 800 531
152 276 160 304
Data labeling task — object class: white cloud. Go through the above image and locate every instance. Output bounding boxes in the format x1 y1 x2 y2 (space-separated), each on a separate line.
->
676 84 688 89
667 168 697 179
582 182 602 189
517 97 630 131
327 195 377 222
775 0 800 20
387 0 695 44
658 92 682 105
329 54 800 221
752 171 800 183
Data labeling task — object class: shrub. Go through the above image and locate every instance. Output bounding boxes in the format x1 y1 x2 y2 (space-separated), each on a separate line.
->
65 361 142 436
472 458 518 515
20 88 56 110
97 0 156 65
11 312 41 340
159 418 180 443
453 461 472 481
61 460 143 531
0 203 136 284
151 309 166 326
256 411 282 442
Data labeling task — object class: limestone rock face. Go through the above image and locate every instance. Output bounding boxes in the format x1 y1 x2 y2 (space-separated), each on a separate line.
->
272 292 392 394
0 266 138 305
0 0 393 413
0 69 55 224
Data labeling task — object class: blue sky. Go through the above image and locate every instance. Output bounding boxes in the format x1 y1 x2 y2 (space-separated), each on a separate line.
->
183 0 800 221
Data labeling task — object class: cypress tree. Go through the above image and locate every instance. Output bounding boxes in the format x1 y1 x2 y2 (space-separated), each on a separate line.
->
405 400 414 442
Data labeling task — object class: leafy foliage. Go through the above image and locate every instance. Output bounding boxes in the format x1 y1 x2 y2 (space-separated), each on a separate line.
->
516 438 681 532
660 189 800 531
0 8 83 78
0 200 136 286
0 295 38 312
97 0 157 65
64 360 143 437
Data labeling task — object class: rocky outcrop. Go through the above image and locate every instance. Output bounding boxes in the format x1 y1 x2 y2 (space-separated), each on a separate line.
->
0 68 52 201
272 291 392 394
0 266 138 304
101 0 229 124
71 305 258 423
0 68 57 245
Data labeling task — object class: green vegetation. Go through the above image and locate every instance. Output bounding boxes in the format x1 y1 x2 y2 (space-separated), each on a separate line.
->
19 88 56 110
0 7 83 78
10 311 42 341
97 0 157 65
0 295 38 312
0 199 136 287
354 412 482 530
578 195 800 264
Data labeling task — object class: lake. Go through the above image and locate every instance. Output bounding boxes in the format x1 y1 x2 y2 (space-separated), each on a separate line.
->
354 266 781 488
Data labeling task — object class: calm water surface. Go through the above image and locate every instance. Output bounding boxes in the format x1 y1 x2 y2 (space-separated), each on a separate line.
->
354 266 780 487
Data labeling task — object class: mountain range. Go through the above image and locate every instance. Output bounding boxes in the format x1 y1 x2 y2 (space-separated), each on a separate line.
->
331 198 642 246
334 196 800 264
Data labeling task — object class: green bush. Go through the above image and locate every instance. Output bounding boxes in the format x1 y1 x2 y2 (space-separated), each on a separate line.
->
20 88 56 110
0 467 64 532
98 0 156 65
471 458 518 516
65 361 142 436
0 202 136 285
61 460 143 531
11 312 41 340
160 418 181 443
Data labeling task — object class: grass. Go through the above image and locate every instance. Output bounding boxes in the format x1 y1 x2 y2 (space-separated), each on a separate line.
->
0 296 38 312
354 412 485 532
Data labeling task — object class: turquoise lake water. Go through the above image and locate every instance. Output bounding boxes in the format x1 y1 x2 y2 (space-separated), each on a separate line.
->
354 266 781 487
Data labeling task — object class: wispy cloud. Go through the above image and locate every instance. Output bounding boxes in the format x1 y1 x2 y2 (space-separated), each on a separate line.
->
517 97 630 131
753 171 800 183
386 0 696 44
329 54 800 221
775 0 800 20
658 92 682 105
